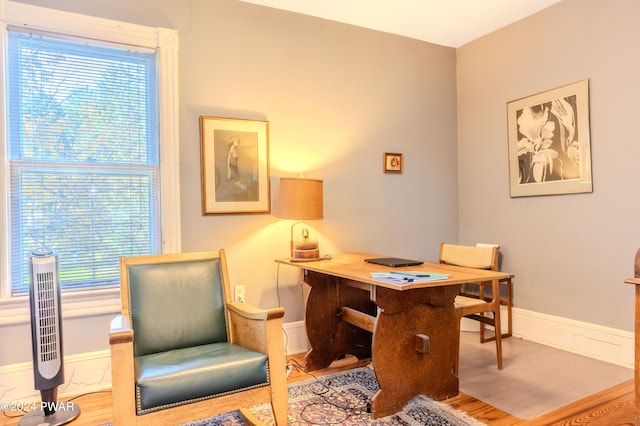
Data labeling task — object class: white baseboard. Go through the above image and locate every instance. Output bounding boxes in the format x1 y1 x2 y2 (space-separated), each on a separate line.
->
512 307 634 369
283 320 309 355
1 312 631 402
0 350 111 404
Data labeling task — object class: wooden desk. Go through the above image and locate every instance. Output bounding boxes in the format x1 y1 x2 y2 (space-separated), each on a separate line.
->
277 252 512 418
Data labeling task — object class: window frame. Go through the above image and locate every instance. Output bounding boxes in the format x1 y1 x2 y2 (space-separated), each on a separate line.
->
0 1 181 325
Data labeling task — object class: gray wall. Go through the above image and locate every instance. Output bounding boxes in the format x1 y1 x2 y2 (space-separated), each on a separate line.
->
457 0 640 330
6 0 638 365
3 0 458 363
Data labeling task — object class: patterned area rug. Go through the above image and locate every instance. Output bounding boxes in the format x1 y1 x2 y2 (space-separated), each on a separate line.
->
182 367 485 426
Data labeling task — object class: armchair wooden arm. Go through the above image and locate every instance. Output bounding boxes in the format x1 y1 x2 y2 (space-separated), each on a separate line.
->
109 314 133 344
227 302 285 355
227 301 285 321
109 315 137 425
227 302 287 421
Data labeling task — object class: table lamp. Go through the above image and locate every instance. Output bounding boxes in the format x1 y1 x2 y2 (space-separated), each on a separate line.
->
275 177 323 262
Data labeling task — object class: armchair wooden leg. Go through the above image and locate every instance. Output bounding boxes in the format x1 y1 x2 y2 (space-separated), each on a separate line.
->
263 319 288 426
270 397 288 426
271 372 289 426
239 408 267 426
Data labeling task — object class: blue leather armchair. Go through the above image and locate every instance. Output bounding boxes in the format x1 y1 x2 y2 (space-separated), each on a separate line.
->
109 250 287 425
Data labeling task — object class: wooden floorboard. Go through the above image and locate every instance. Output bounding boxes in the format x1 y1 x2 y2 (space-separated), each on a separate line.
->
1 355 638 426
522 379 639 426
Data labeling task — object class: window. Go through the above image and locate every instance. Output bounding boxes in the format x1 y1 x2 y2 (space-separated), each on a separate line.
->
8 30 160 295
0 2 180 315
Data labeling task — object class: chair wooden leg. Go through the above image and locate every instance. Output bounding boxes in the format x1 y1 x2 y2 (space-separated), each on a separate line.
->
480 278 513 343
480 305 512 342
493 307 503 369
478 284 487 343
506 279 513 336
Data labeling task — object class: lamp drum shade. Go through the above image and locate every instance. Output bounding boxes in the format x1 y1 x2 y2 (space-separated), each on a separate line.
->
275 178 323 220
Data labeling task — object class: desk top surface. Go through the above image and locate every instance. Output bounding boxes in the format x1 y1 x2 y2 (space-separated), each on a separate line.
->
276 252 512 291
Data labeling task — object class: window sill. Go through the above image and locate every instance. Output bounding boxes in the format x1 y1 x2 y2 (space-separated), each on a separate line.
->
0 288 121 326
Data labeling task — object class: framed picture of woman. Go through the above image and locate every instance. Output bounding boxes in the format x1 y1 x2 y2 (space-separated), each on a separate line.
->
200 116 270 214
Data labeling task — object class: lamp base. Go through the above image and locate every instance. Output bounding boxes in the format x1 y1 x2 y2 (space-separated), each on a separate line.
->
289 256 322 262
292 247 320 262
289 257 322 262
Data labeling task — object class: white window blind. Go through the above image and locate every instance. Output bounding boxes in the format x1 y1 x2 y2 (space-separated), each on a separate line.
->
7 29 161 295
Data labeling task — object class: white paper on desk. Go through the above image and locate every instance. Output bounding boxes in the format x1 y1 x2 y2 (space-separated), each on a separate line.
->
389 271 449 281
370 272 449 283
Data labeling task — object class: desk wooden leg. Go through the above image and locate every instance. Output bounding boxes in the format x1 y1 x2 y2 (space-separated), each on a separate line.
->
304 273 342 370
304 271 374 370
370 285 460 419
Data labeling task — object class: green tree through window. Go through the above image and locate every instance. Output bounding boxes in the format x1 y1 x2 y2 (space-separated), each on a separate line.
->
7 30 160 294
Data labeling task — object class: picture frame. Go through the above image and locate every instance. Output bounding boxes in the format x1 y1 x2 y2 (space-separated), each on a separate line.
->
199 116 270 214
383 152 403 173
506 79 592 197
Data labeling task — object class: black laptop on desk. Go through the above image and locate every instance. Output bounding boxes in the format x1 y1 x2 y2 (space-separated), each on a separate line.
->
364 257 424 267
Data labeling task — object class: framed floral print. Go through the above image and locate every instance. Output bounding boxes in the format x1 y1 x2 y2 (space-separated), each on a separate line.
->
506 79 592 197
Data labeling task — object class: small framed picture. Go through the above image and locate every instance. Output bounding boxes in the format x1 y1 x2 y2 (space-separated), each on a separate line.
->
199 116 270 214
383 152 403 173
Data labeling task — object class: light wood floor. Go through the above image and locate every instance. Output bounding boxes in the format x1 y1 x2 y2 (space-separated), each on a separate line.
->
1 355 638 426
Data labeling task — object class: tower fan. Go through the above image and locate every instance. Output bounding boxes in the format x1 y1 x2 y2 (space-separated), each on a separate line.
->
20 248 80 426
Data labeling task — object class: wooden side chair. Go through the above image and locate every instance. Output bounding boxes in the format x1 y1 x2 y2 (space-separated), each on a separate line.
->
468 243 513 343
109 250 287 425
439 242 504 374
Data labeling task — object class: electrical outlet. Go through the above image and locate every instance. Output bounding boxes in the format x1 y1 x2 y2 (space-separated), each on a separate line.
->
234 285 245 303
